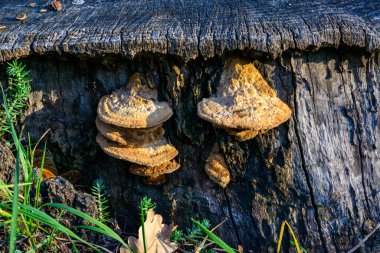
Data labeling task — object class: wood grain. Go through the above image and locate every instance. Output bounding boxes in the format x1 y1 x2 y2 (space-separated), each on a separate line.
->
18 49 380 252
0 0 379 61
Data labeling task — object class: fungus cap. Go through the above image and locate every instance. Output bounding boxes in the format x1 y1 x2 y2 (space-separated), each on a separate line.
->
129 160 180 177
216 58 277 98
96 134 178 166
198 93 292 130
97 73 173 128
204 144 230 188
95 117 165 146
197 58 291 130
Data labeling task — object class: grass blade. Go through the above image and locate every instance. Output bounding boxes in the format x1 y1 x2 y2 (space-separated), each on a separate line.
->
9 149 19 253
2 88 20 253
43 210 64 253
0 202 101 253
25 238 50 253
34 142 46 208
192 218 235 253
276 221 302 253
43 203 132 251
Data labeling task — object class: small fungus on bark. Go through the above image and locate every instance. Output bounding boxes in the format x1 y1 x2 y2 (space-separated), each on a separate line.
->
204 143 231 188
48 0 62 11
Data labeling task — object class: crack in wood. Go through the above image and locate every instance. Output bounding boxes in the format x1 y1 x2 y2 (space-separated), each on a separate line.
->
290 55 329 252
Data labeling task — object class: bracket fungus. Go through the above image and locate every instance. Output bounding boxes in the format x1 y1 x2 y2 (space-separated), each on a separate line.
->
204 143 230 188
197 58 292 141
95 117 165 146
97 73 173 128
129 160 181 185
96 134 178 166
96 73 180 185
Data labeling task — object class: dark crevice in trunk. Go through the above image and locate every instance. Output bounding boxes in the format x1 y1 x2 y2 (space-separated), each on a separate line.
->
223 189 242 246
290 55 329 252
348 82 373 219
54 60 71 155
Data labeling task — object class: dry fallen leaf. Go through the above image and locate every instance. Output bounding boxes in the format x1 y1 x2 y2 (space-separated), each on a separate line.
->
120 209 177 253
40 9 47 13
28 3 36 7
61 170 82 184
48 0 62 11
0 25 6 31
42 169 55 179
34 150 81 183
16 13 27 21
34 149 58 179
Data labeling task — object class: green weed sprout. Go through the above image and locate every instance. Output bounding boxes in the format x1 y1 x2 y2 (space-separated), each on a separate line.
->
139 196 156 253
0 59 31 136
91 178 111 224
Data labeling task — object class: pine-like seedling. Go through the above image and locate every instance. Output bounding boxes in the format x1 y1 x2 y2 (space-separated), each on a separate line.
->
91 178 110 224
0 59 31 136
139 196 156 253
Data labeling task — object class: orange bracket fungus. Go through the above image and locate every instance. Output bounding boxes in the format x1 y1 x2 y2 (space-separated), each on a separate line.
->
95 117 165 146
96 73 180 185
97 73 173 128
96 134 178 166
198 58 292 186
197 57 292 141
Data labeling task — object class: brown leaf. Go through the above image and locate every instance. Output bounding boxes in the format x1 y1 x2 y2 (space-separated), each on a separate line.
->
16 13 27 21
121 209 177 253
34 149 58 178
61 170 82 184
42 169 56 179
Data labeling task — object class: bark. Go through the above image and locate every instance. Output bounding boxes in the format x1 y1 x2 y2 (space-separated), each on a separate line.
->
2 48 375 252
0 1 379 61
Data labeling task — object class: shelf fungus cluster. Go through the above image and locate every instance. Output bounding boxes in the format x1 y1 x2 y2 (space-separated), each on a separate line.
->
198 58 292 187
96 73 180 185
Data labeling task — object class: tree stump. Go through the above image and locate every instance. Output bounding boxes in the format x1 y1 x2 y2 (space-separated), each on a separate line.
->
0 1 379 252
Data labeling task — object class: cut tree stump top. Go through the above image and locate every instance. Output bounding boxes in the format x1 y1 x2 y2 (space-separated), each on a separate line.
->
0 0 379 61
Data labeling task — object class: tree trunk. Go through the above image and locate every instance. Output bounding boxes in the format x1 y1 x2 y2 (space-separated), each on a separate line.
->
5 49 374 252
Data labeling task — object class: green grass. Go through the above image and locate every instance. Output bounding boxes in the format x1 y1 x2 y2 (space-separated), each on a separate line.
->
0 91 134 252
192 219 236 253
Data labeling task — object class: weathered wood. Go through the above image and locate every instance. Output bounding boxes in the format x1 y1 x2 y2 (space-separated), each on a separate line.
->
0 1 379 61
10 48 378 252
